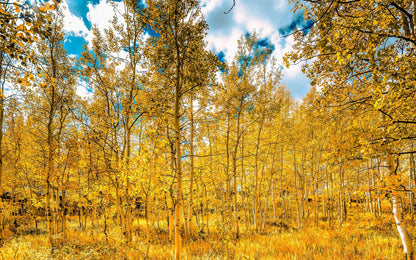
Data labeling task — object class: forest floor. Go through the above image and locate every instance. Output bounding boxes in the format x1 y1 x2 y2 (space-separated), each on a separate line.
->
0 209 412 259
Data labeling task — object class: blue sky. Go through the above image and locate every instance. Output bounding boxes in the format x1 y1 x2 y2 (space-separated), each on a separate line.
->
62 0 311 99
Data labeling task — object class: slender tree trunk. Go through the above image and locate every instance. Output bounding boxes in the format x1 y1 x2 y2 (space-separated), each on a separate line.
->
208 132 214 235
240 114 247 229
293 148 302 228
115 181 126 236
314 180 319 228
225 113 231 219
254 123 263 231
232 101 243 239
0 53 4 194
232 153 240 238
338 159 344 224
377 159 382 217
389 156 414 259
61 190 67 242
168 193 175 242
144 194 150 243
0 61 4 245
392 195 414 259
280 146 285 220
262 181 271 232
174 30 184 258
187 92 195 237
125 125 132 243
410 152 415 220
104 176 110 244
46 63 56 250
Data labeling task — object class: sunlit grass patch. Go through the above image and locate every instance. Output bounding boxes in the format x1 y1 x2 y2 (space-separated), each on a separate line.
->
0 211 410 259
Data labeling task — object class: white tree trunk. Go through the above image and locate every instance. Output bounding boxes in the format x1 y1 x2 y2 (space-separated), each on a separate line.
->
392 195 413 259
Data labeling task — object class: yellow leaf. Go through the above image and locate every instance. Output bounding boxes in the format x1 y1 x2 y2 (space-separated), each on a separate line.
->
46 3 56 10
39 6 47 12
374 97 384 109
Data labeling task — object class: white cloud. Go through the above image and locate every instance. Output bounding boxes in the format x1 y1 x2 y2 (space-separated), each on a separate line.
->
85 1 124 46
284 63 302 78
62 0 125 47
61 1 89 37
202 0 310 99
206 27 243 62
76 80 94 100
202 0 222 13
87 1 120 32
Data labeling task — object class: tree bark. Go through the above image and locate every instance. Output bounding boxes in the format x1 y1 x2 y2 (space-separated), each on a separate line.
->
0 53 5 245
392 195 413 259
389 156 414 259
174 26 184 258
187 91 195 237
254 123 263 231
46 45 57 249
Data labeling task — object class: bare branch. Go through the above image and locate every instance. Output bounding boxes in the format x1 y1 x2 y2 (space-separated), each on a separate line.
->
224 0 235 14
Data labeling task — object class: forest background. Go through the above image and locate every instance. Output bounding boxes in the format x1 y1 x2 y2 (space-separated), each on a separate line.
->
1 0 416 259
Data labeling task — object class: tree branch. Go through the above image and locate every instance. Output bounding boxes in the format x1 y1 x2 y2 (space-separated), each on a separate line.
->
224 0 235 14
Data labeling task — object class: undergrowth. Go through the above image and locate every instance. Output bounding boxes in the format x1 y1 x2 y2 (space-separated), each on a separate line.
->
0 211 409 259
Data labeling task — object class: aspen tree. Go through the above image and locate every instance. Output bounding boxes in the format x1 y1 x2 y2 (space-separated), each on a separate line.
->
288 0 416 256
20 9 76 248
0 0 54 244
143 0 214 257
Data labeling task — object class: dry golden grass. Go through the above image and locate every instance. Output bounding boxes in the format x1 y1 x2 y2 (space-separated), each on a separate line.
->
0 211 410 259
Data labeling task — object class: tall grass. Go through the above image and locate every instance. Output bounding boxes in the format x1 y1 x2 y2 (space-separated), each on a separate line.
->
0 211 409 259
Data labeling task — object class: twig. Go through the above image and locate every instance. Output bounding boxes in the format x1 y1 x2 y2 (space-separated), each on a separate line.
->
224 0 235 14
106 236 152 259
13 239 20 259
208 219 232 259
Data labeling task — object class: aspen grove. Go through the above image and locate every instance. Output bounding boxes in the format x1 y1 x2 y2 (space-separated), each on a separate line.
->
1 0 416 259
